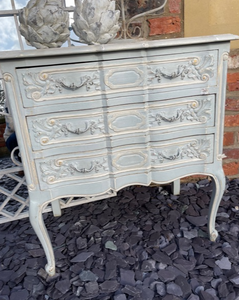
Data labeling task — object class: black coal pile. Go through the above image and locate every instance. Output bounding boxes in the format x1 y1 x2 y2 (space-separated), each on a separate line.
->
1 167 239 299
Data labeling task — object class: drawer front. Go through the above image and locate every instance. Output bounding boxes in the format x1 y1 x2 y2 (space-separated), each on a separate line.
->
150 134 214 169
27 111 105 151
17 50 217 108
27 94 215 151
36 151 109 190
146 50 217 91
35 134 214 190
148 95 215 132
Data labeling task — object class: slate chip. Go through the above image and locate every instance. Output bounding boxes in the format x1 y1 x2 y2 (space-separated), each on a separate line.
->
120 268 136 286
155 282 166 296
186 215 207 227
121 285 142 297
9 289 29 300
1 167 239 300
114 294 127 300
100 280 119 292
55 279 71 295
158 270 176 283
79 270 99 282
175 275 191 298
215 256 232 270
152 250 172 265
70 252 94 263
166 282 183 297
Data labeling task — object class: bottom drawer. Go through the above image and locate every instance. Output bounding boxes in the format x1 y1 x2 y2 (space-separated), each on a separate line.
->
35 134 214 190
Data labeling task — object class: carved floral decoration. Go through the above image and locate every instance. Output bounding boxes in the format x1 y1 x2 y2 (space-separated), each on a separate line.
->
32 117 105 145
149 98 212 126
40 157 109 184
151 139 211 164
22 71 100 101
148 55 215 84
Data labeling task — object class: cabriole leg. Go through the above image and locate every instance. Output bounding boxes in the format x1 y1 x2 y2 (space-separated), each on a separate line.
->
29 199 55 276
208 170 226 242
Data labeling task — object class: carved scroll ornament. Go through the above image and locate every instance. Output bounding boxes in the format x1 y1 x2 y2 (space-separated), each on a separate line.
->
22 71 100 101
32 117 105 145
149 98 212 126
40 157 109 184
151 138 211 164
148 55 215 84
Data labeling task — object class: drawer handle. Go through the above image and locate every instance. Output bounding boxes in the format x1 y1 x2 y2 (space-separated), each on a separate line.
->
159 149 181 161
57 73 99 91
63 122 91 135
58 77 91 91
154 111 182 123
69 163 95 173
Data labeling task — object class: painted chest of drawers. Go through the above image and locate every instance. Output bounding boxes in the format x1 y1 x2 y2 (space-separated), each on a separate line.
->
0 34 237 276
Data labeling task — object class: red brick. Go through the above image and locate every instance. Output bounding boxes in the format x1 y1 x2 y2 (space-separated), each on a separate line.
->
225 98 239 111
223 161 239 176
224 148 239 159
227 73 239 91
168 0 181 14
224 115 239 127
223 132 234 146
227 73 239 83
228 83 239 91
148 16 181 36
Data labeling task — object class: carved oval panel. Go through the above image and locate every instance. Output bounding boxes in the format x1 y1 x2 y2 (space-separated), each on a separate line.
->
113 151 148 170
104 67 144 89
109 111 146 132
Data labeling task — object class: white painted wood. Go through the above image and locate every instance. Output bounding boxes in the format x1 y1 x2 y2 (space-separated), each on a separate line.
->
51 199 62 217
172 179 180 195
0 35 237 276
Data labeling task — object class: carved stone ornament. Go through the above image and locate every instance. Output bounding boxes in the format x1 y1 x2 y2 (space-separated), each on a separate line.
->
72 0 120 45
148 55 214 83
151 138 211 164
40 157 109 184
19 0 70 49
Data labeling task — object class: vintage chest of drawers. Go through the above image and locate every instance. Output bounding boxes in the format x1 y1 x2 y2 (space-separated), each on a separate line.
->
0 34 237 276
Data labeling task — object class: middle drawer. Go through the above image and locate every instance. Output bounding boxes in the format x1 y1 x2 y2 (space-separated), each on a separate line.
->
27 94 215 151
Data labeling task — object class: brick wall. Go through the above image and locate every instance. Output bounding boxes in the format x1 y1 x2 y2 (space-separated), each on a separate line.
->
223 50 239 178
148 0 183 38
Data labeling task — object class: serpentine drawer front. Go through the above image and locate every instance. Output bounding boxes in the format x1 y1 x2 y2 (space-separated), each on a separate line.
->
17 49 218 108
35 134 214 190
27 94 215 151
0 34 237 276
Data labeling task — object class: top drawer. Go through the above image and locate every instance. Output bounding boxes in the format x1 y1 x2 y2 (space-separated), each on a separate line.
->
17 50 218 108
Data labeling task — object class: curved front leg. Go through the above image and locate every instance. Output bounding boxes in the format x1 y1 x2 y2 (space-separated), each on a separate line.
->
208 169 226 242
29 199 55 276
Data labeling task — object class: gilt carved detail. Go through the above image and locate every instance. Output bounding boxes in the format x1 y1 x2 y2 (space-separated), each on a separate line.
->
32 117 105 145
148 55 214 84
151 139 211 164
149 98 212 126
22 71 100 101
40 157 108 184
